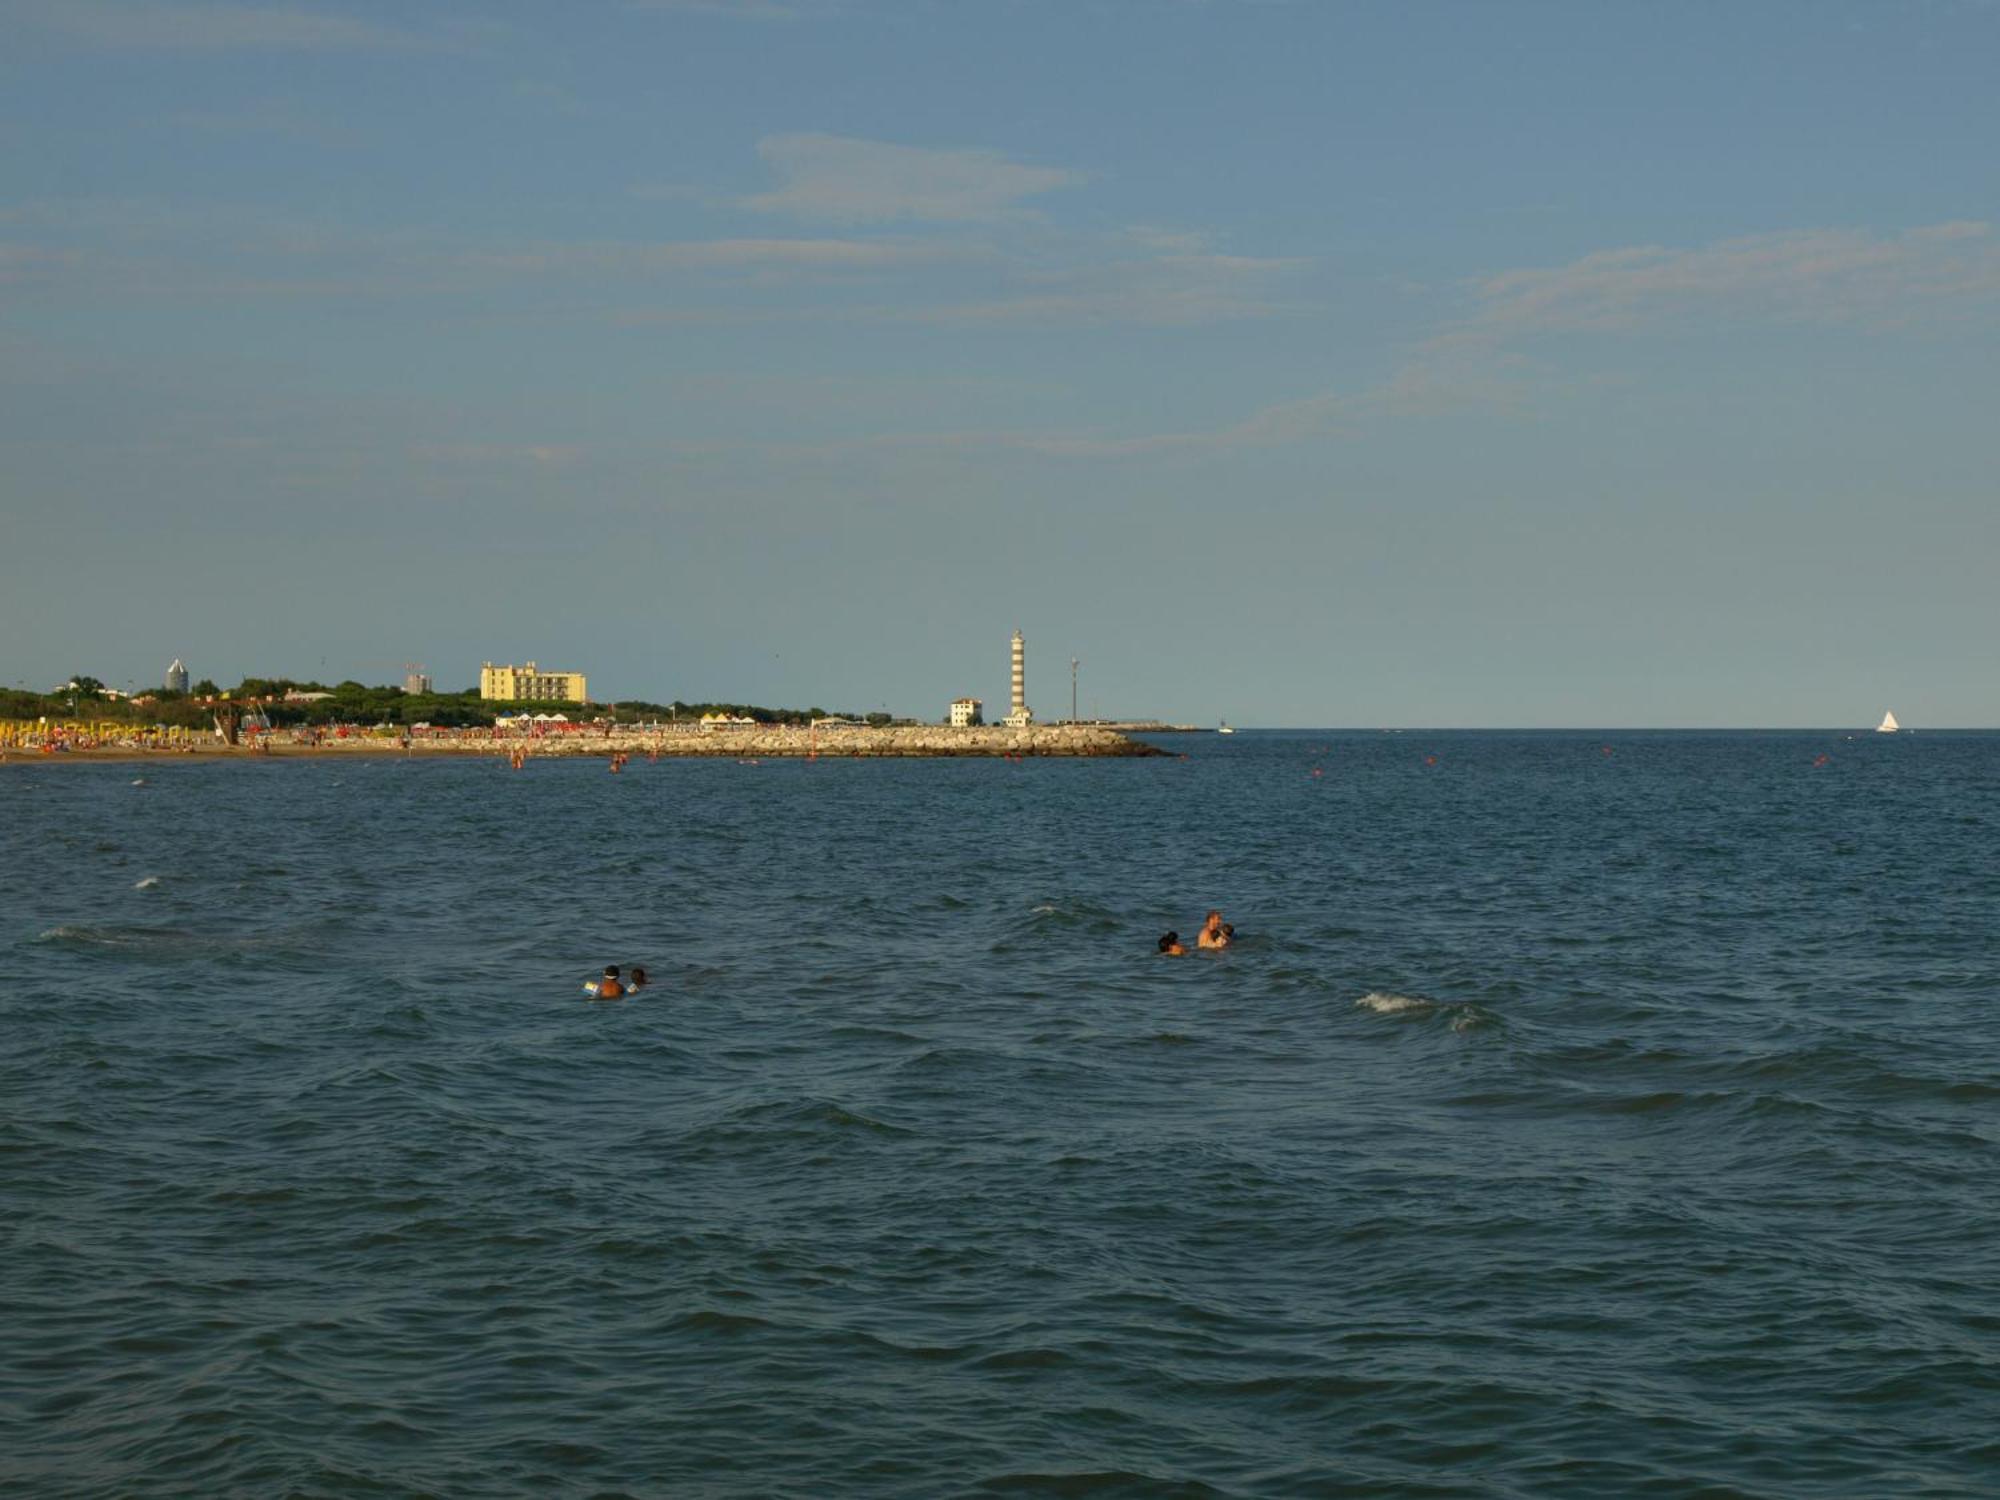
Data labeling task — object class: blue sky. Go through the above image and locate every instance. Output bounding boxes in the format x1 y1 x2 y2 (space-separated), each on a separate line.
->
3 0 1996 725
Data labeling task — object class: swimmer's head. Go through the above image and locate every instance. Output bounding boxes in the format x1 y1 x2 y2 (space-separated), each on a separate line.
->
604 965 620 978
1158 932 1180 953
629 967 647 986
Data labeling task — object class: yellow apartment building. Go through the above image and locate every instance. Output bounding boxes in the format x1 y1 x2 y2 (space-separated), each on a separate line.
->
479 662 589 703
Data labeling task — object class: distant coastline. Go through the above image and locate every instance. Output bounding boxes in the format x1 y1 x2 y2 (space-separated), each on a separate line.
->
2 722 1165 763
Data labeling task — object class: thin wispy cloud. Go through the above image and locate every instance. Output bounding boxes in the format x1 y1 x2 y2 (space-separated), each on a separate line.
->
0 244 91 293
922 250 1310 327
1453 221 2000 345
627 0 828 16
744 134 1084 223
755 347 1519 467
605 240 1308 329
16 0 423 50
878 220 2000 459
0 197 947 297
626 182 707 203
461 237 945 276
3 176 1292 324
1121 226 1221 255
164 101 359 145
413 443 580 467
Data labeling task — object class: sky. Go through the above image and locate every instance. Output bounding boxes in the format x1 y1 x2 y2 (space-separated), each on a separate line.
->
2 0 1996 726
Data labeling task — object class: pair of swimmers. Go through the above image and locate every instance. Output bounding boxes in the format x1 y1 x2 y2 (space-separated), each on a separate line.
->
1159 910 1233 955
584 964 647 999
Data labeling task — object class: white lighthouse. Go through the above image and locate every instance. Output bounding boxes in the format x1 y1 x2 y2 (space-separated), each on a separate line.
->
1004 630 1033 727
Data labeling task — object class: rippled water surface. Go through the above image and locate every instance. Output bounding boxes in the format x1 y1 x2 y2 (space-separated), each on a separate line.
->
4 731 1997 1497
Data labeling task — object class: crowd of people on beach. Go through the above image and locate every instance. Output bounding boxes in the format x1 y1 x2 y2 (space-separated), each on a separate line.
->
0 721 206 754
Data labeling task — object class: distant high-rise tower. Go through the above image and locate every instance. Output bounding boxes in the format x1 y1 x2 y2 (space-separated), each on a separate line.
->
1007 630 1032 726
166 658 189 694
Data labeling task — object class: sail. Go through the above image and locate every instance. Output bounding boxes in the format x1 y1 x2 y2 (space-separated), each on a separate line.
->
1877 711 1899 733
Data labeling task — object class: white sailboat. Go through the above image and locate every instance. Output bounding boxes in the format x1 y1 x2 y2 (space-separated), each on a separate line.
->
1217 721 1235 735
1876 710 1900 733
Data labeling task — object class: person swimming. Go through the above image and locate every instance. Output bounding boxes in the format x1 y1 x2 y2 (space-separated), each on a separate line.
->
1158 932 1186 956
1197 910 1231 950
585 964 625 999
626 966 647 992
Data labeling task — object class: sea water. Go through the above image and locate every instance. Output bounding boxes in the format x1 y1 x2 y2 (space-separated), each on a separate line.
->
2 731 1995 1497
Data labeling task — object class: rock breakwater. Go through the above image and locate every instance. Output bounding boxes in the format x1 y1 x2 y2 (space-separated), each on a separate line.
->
564 723 1161 758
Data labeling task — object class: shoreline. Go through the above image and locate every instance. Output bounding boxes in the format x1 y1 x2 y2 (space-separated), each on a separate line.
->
1 723 1165 765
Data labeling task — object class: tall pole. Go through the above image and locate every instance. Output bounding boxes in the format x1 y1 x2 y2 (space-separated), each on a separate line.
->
1071 658 1078 724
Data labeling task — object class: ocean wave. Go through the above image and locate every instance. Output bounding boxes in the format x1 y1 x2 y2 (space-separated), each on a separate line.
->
1010 899 1120 936
966 1469 1229 1497
38 923 203 950
687 1097 917 1144
1356 991 1433 1015
1355 991 1498 1034
31 921 333 967
667 1308 775 1336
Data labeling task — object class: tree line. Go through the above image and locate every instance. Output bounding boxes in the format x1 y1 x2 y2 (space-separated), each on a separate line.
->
3 676 890 729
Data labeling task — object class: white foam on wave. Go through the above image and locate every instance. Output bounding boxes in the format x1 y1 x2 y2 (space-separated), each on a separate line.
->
1357 992 1498 1034
1356 992 1434 1015
134 876 160 890
40 924 147 946
1030 904 1058 915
